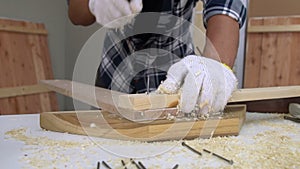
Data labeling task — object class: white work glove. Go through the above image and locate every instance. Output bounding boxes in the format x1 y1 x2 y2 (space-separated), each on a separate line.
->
157 55 237 116
89 0 143 28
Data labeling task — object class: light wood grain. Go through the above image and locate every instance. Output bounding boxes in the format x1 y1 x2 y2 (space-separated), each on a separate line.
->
244 18 263 88
229 86 300 102
0 84 51 99
123 85 300 108
40 79 300 119
248 24 300 33
0 24 48 35
289 18 300 86
0 18 57 115
40 105 246 141
118 93 179 111
40 80 179 111
41 80 300 111
245 16 300 88
259 18 277 87
244 16 300 112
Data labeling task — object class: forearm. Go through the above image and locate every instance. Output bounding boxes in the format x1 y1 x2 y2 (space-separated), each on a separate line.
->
203 15 240 68
68 0 95 26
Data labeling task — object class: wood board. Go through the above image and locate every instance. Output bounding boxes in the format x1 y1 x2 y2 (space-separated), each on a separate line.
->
0 18 58 115
244 16 300 112
0 84 51 99
40 80 179 116
245 16 300 87
40 105 246 142
40 80 300 111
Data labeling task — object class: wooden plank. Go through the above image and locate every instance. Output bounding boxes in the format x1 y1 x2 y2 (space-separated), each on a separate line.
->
118 93 179 111
0 24 48 35
0 24 17 114
244 16 300 112
245 16 300 87
41 80 300 114
10 21 41 113
123 86 300 109
248 25 300 33
0 18 57 115
0 85 51 99
259 18 278 87
289 18 300 86
40 79 123 114
229 86 300 102
274 18 292 86
244 18 264 88
40 105 246 141
28 23 52 112
40 80 179 112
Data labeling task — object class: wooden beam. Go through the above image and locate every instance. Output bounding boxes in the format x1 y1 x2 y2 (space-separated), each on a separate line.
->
40 80 300 112
40 80 179 112
229 86 300 103
248 25 300 33
0 84 51 99
122 86 300 110
0 24 48 35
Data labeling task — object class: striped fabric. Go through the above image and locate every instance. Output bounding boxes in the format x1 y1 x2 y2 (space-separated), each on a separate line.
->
93 0 247 94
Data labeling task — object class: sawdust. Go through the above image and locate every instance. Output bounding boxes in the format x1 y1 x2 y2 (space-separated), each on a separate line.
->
4 114 300 169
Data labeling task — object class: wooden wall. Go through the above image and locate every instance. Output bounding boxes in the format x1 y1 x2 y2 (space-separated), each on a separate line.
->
244 16 300 87
0 18 58 114
249 0 300 17
243 16 300 112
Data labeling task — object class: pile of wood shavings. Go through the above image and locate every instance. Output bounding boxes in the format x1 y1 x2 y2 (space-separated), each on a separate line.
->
4 114 300 169
184 134 300 168
5 128 101 169
4 128 178 169
178 115 300 168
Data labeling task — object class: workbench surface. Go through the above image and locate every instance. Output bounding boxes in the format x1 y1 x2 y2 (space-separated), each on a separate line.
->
1 113 299 169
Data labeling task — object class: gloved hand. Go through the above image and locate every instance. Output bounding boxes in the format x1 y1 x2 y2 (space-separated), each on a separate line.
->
157 55 237 116
89 0 143 28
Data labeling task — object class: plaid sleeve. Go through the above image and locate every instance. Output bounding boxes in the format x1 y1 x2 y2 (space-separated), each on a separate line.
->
201 0 247 28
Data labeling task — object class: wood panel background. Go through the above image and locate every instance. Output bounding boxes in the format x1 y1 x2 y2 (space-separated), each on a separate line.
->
244 16 300 112
0 18 58 115
244 16 300 87
249 0 300 17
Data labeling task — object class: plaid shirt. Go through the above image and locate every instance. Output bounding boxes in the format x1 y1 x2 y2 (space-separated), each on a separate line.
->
95 0 247 94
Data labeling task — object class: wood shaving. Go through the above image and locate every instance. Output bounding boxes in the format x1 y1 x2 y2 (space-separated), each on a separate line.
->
4 113 300 169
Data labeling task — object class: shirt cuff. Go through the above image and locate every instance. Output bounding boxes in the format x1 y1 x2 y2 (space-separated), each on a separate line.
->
202 0 247 28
